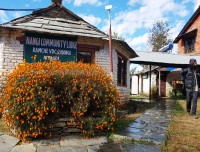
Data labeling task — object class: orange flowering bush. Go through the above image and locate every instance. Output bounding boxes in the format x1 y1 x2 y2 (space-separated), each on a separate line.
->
0 61 120 140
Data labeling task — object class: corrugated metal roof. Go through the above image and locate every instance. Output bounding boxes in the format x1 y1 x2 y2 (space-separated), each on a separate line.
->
131 51 200 68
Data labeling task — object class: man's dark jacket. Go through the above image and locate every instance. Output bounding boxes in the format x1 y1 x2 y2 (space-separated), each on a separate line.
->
181 67 200 91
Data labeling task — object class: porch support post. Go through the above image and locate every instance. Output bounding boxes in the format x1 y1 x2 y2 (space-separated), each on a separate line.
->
159 67 161 97
149 65 152 100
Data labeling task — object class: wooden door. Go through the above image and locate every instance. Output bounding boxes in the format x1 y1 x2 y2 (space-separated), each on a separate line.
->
160 72 167 97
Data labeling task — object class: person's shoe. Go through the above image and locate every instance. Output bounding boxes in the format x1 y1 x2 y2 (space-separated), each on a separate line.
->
192 115 198 119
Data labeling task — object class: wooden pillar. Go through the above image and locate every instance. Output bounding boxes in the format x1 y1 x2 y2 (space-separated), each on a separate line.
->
158 67 161 97
149 65 152 100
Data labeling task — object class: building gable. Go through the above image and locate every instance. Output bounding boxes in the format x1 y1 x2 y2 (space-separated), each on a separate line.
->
32 5 81 21
174 6 200 43
0 5 107 39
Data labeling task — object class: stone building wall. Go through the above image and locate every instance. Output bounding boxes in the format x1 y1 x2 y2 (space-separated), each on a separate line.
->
95 43 131 102
0 30 131 102
0 29 24 91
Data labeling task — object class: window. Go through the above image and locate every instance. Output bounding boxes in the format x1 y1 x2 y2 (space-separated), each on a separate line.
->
77 52 92 64
117 55 127 86
184 37 196 53
77 44 97 64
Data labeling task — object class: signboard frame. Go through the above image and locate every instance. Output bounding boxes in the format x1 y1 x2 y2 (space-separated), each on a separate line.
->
24 33 77 63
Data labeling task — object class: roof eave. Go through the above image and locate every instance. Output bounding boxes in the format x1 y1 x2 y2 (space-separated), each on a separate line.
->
0 26 108 39
174 28 198 43
174 5 200 43
112 39 138 58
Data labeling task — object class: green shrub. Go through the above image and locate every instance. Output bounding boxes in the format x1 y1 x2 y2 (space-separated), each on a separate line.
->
151 85 158 99
169 89 185 100
0 61 120 141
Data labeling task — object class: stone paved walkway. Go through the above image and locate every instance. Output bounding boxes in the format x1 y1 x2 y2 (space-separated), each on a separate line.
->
0 134 108 152
119 99 175 152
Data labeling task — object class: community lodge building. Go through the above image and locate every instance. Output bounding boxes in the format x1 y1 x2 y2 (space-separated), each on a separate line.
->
0 0 137 102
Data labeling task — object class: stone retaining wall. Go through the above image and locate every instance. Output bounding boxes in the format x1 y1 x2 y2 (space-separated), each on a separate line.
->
47 117 82 137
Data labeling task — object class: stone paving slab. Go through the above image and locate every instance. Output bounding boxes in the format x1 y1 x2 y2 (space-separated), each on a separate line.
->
0 134 20 152
0 134 20 146
0 142 15 152
60 146 88 152
122 143 161 152
129 121 147 129
122 127 143 139
60 136 83 147
81 137 106 146
37 145 61 152
10 143 36 152
33 138 60 146
87 145 100 152
91 136 107 145
60 135 107 147
99 142 123 152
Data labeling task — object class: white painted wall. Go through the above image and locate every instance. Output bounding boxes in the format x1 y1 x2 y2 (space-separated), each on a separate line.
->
131 75 138 94
137 71 157 95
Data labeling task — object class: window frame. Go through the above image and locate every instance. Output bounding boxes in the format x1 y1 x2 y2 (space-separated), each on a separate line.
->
77 51 94 64
183 36 196 54
117 53 127 87
77 44 98 64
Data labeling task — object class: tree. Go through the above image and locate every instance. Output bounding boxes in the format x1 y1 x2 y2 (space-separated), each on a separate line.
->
148 21 172 52
112 32 125 41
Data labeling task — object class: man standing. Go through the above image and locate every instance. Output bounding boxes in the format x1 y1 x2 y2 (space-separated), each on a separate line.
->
181 58 200 118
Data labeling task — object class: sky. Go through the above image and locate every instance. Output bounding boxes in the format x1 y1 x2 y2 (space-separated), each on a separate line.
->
0 0 200 54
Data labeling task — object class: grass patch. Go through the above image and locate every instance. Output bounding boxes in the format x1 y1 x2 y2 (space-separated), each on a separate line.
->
130 95 149 99
163 99 200 152
134 139 155 145
0 119 9 134
120 99 157 114
113 118 135 133
172 100 186 116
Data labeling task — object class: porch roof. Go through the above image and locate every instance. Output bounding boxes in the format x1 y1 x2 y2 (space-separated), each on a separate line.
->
130 51 200 68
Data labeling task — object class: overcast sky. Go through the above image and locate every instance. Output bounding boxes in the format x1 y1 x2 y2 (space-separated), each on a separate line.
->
0 0 200 53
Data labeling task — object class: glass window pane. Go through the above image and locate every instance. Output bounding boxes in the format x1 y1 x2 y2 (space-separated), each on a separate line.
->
77 52 92 64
